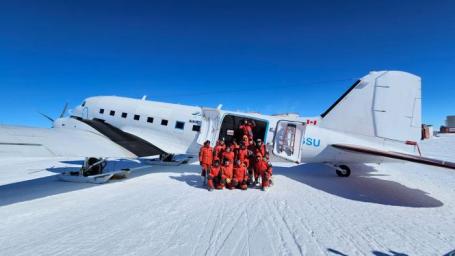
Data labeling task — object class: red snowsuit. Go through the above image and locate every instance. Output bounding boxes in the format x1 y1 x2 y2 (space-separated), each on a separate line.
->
254 159 272 188
222 151 235 165
199 145 213 176
263 165 272 188
233 164 248 190
230 143 240 153
254 144 268 159
213 144 226 162
247 144 256 178
219 164 234 189
237 148 250 168
207 165 221 190
240 123 255 140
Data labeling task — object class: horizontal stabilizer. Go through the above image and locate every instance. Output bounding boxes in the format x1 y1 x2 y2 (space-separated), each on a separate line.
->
332 144 455 170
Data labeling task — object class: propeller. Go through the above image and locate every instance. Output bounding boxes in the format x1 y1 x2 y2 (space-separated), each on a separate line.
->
39 103 69 123
59 103 68 118
39 112 55 122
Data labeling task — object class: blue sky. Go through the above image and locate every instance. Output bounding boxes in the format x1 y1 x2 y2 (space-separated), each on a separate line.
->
0 0 453 127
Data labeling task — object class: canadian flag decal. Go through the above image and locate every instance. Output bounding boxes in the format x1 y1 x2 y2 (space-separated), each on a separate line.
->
306 119 318 125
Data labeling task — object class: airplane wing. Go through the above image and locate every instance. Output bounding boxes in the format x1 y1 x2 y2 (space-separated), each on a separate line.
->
0 125 138 158
76 119 166 157
332 144 455 170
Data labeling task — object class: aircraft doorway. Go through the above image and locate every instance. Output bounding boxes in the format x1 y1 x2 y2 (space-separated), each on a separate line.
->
273 121 305 163
218 115 268 145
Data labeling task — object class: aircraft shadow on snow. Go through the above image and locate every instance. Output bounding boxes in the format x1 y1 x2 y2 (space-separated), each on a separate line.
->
0 159 164 207
167 162 443 208
0 159 443 208
274 163 443 208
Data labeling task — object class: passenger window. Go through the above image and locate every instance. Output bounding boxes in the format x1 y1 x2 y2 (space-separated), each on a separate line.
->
99 109 104 114
110 110 115 116
134 115 140 121
121 112 127 118
192 125 201 132
175 121 185 130
161 119 168 126
147 117 154 123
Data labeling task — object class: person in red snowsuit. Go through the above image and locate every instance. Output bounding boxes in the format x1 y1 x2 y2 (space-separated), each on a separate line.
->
254 156 272 190
254 139 268 160
230 140 240 154
218 160 234 190
262 160 273 189
237 144 250 168
207 160 221 191
199 140 213 183
213 140 226 162
241 135 250 147
239 120 255 141
253 154 263 184
232 160 248 190
222 146 235 165
247 141 256 185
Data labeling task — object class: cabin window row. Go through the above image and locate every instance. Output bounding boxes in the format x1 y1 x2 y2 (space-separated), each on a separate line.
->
98 108 200 131
100 108 156 123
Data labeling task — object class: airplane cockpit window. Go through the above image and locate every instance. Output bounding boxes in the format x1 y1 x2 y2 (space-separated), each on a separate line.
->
99 109 104 114
161 119 168 126
147 117 154 123
121 112 127 118
134 115 140 121
110 110 115 116
175 121 185 130
82 101 86 107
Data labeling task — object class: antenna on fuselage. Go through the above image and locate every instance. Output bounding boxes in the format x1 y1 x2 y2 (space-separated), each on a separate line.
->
141 95 147 100
217 104 223 110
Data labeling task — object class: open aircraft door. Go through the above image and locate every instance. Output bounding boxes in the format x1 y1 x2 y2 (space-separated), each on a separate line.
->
273 121 306 163
197 108 222 146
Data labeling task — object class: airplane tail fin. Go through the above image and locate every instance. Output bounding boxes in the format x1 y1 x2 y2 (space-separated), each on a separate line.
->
320 71 422 142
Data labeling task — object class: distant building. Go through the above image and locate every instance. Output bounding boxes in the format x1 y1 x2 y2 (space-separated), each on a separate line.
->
421 124 433 139
440 115 455 133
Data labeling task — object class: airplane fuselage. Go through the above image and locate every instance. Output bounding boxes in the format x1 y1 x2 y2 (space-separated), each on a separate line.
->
57 95 417 166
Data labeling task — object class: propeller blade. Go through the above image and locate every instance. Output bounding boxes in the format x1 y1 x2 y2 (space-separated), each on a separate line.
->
59 102 68 118
39 112 54 122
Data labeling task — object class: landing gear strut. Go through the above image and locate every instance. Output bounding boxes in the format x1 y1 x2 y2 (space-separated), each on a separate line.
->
83 157 107 176
335 165 351 177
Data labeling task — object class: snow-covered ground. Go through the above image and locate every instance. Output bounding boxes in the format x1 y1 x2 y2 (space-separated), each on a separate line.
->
0 136 454 256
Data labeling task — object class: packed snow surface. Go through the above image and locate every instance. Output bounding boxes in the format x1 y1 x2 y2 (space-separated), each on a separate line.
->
0 135 454 256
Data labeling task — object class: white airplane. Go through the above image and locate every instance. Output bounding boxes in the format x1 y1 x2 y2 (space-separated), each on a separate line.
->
0 70 453 178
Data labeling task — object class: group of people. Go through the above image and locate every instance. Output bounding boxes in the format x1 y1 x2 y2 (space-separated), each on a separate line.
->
199 119 273 191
